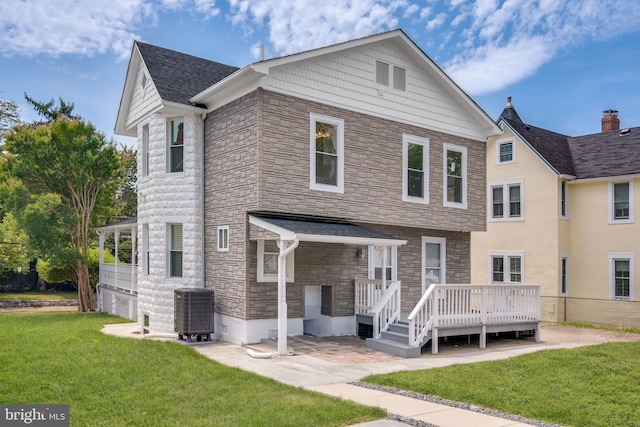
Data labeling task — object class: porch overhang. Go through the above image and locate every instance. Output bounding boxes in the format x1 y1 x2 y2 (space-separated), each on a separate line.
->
248 215 407 246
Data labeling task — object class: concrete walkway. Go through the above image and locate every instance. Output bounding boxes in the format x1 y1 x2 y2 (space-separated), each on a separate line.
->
102 323 640 427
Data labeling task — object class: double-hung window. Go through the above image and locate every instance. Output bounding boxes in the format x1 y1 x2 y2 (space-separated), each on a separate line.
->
489 179 524 221
495 137 515 164
402 134 429 203
490 252 523 284
609 181 634 223
310 114 344 193
560 180 568 218
560 255 569 295
443 144 467 208
609 253 634 300
168 118 184 173
217 226 229 252
168 224 183 277
142 224 150 275
142 124 149 177
257 240 294 282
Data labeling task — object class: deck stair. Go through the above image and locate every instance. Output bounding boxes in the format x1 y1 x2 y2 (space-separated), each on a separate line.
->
355 279 541 358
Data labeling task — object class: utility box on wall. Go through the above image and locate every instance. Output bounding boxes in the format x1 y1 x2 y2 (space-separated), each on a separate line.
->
174 288 214 342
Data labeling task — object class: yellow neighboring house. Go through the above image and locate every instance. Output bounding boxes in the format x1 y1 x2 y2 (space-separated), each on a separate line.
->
471 98 640 328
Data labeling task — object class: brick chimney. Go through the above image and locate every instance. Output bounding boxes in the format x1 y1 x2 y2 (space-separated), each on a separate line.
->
602 110 620 133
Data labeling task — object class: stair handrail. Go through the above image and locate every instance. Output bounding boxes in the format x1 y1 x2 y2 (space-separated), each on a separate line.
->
407 283 437 347
370 280 401 339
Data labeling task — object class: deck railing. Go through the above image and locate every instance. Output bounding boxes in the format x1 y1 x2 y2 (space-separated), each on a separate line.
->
355 278 389 315
370 280 401 339
408 284 540 348
99 263 137 293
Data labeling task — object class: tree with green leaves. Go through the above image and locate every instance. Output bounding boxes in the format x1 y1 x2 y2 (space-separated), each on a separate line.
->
1 116 125 311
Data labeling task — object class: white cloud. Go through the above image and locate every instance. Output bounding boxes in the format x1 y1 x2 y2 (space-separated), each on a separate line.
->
443 0 640 95
227 0 405 57
0 0 220 60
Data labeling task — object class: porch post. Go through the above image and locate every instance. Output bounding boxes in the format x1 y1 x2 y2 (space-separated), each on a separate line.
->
131 226 137 292
98 231 104 285
277 239 299 356
114 230 119 289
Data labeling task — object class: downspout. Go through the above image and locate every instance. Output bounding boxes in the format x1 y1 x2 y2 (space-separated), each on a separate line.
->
277 238 299 356
200 112 207 288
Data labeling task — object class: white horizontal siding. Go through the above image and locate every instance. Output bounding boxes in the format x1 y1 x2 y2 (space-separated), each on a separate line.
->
261 41 486 141
126 62 162 130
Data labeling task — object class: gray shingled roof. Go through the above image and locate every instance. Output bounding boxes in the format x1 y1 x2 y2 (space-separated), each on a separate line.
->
568 127 640 179
136 41 239 106
502 117 576 176
251 214 401 241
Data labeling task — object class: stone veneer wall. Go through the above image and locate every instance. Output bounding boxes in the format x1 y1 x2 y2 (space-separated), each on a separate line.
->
203 92 259 320
202 88 480 331
257 90 487 232
136 112 204 334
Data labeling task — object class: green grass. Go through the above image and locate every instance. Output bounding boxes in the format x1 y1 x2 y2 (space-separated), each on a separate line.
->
561 321 640 335
364 341 640 427
0 291 78 301
0 313 384 426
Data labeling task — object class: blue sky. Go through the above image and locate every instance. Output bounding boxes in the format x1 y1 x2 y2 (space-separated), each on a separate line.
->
2 0 640 147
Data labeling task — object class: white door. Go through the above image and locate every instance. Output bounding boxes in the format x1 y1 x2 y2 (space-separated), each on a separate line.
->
422 237 446 293
368 246 397 281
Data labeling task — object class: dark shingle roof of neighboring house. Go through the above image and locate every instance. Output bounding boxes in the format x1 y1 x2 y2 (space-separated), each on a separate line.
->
499 102 640 179
136 41 239 106
568 127 640 179
502 117 576 176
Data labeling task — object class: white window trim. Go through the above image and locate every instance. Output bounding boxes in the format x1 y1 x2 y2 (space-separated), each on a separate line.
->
217 226 229 252
309 113 344 193
402 134 429 204
609 253 635 300
560 253 569 295
488 178 525 222
443 143 467 209
166 223 183 279
608 180 634 224
495 137 516 165
257 240 295 283
560 180 569 219
141 124 149 178
422 236 446 293
142 224 149 276
488 251 525 284
367 246 397 281
166 117 185 175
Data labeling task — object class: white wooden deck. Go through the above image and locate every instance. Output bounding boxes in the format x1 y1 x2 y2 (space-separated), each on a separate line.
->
355 279 541 357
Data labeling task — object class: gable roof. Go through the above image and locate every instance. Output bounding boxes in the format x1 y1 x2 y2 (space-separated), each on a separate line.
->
498 101 640 179
502 117 575 176
135 42 239 107
191 29 501 141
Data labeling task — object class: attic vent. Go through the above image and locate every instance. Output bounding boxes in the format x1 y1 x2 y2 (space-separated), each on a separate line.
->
620 128 630 136
393 66 406 91
141 73 147 89
376 61 389 86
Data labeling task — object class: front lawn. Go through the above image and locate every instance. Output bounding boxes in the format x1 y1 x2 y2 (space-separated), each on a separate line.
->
364 339 640 427
0 312 384 426
0 291 78 301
